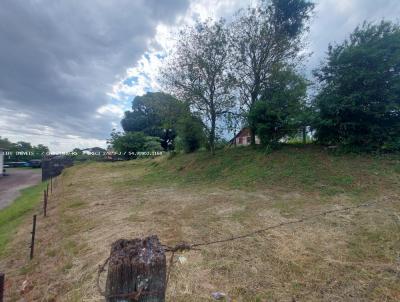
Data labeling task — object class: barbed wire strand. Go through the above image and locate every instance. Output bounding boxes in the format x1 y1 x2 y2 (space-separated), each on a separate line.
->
163 200 378 252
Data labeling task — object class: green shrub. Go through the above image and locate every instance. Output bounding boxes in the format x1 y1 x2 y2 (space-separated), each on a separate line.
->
176 115 205 153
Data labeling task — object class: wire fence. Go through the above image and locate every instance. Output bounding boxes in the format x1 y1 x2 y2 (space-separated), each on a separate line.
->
1 170 392 302
97 199 381 301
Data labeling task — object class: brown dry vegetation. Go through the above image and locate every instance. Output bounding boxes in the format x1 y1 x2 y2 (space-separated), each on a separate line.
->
1 146 400 301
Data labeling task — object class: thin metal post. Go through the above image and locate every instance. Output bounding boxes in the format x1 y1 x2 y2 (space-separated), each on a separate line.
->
43 190 47 217
30 215 37 260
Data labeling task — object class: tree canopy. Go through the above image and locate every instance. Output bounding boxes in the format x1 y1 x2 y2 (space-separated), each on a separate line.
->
162 19 235 154
249 66 308 146
313 21 400 151
121 92 188 150
231 0 314 143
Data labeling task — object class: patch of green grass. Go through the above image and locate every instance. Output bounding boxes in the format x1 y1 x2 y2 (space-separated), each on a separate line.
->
7 167 42 173
0 181 46 255
62 261 73 272
46 249 57 257
19 260 38 275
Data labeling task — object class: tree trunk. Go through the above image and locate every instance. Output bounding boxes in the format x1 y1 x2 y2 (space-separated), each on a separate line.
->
249 94 258 146
302 126 307 144
105 236 166 302
250 128 256 146
210 112 216 155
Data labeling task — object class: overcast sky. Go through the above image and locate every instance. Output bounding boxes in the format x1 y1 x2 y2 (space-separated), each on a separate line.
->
1 0 399 152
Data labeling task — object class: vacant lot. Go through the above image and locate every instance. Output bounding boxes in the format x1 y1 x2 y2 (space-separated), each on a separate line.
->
1 146 400 301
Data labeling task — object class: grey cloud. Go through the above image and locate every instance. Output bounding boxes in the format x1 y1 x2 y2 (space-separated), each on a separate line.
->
0 0 189 143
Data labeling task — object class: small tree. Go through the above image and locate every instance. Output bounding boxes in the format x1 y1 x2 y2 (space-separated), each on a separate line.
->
313 21 400 151
162 19 235 154
176 114 205 153
249 66 307 147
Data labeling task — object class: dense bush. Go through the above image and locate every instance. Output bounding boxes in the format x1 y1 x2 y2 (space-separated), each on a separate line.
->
176 115 205 153
108 131 162 159
313 21 400 152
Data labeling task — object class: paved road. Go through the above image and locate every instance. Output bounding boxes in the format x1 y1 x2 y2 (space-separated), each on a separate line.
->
0 169 41 210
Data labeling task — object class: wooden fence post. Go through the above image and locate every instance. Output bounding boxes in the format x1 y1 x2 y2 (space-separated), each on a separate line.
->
43 190 47 217
0 272 4 302
104 236 166 302
30 215 37 260
50 177 53 194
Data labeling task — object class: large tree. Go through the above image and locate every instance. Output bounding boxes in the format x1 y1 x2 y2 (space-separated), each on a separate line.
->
313 21 400 151
231 0 314 144
162 19 235 154
121 92 187 150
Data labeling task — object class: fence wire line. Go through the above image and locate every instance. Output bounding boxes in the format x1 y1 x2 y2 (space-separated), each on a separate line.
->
97 200 381 299
163 200 378 252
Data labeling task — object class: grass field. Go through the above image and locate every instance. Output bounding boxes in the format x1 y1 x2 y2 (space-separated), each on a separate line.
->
1 145 399 301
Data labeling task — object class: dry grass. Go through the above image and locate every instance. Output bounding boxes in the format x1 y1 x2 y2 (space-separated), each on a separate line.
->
1 147 400 301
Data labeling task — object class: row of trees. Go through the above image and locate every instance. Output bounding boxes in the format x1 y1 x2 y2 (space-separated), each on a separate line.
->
0 137 49 161
162 0 314 153
112 0 400 155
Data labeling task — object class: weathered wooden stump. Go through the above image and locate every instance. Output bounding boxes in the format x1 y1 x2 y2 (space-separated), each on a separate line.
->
105 236 166 302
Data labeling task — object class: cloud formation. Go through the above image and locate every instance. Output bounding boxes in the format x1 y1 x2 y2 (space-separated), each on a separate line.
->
0 0 189 151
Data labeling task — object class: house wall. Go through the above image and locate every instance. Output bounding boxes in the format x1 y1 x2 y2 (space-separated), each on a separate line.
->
235 134 261 146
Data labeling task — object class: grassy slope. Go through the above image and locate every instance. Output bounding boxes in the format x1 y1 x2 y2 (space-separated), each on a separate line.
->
1 145 400 301
0 182 46 255
144 145 400 200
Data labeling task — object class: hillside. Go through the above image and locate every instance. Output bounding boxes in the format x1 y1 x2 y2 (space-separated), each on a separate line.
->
1 146 400 301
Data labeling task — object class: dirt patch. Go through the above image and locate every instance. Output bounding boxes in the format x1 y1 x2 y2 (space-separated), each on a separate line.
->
0 169 41 209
